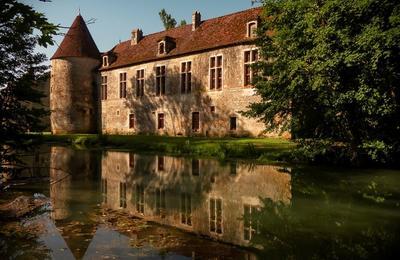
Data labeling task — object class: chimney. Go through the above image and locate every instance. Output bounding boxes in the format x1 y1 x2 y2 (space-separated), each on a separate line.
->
131 29 143 45
192 11 201 31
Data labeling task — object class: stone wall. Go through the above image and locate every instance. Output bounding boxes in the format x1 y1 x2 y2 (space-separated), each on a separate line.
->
101 44 271 137
50 57 100 134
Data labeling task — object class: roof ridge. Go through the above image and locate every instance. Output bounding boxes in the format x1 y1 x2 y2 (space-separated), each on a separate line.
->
109 7 262 50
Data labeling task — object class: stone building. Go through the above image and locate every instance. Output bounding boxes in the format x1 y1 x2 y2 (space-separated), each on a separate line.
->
51 7 271 137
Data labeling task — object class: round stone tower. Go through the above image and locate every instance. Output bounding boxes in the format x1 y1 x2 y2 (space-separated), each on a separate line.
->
50 15 100 134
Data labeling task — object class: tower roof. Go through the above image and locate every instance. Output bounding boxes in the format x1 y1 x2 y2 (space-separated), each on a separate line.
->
51 15 100 60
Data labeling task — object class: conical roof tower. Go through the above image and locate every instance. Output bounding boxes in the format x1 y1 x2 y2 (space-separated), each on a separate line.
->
50 15 100 134
52 15 100 60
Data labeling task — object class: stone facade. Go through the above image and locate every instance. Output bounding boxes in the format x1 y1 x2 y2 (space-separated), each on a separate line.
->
50 57 100 134
101 44 268 137
50 8 278 137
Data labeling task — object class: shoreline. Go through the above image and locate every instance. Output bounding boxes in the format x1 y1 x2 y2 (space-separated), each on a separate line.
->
34 134 295 164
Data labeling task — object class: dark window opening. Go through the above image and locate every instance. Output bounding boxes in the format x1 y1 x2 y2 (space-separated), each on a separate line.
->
181 61 192 94
156 188 166 218
230 117 237 131
210 106 216 113
101 179 107 203
136 69 145 97
181 193 192 226
156 66 166 96
230 161 237 175
210 198 223 234
159 42 165 55
244 204 259 241
244 50 259 86
129 114 135 129
192 159 200 176
136 185 145 214
119 182 127 208
158 156 164 172
129 153 135 168
101 76 108 100
210 56 223 90
248 22 257 38
158 113 165 129
192 112 199 132
119 72 127 98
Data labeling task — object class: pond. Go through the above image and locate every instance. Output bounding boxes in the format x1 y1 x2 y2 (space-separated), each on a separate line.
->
0 146 399 259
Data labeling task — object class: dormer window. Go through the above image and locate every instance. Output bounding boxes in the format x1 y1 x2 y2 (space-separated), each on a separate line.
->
247 21 258 38
157 36 175 55
102 56 109 67
158 41 166 55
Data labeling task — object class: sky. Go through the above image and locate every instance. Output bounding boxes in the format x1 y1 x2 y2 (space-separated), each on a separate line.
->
22 0 261 63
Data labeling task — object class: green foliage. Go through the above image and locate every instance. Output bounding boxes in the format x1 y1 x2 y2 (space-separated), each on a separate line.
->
180 20 187 26
159 9 177 30
39 134 295 161
0 0 57 174
248 0 400 165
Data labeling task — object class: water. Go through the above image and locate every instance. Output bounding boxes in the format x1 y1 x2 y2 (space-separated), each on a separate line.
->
1 146 399 259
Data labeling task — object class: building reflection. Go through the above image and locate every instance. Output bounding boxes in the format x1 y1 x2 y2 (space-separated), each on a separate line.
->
101 151 292 248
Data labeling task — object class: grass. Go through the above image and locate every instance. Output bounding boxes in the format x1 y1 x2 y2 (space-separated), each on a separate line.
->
37 133 296 163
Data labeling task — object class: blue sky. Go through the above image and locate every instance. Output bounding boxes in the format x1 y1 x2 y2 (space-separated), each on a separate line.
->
22 0 261 62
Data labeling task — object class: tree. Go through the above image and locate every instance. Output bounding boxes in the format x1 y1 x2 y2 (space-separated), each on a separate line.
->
180 20 187 26
159 9 177 30
0 0 57 175
248 0 400 165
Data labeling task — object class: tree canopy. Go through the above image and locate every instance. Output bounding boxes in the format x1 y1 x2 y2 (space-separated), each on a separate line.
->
0 0 57 172
159 9 177 30
248 0 400 164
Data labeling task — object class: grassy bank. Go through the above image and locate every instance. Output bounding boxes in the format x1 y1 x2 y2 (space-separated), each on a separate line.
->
38 134 295 163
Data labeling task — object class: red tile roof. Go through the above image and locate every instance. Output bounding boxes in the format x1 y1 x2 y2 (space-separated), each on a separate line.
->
52 15 101 60
101 7 262 71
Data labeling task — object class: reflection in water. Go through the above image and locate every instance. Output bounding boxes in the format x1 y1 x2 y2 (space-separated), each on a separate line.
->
101 151 292 247
46 147 290 258
6 146 398 259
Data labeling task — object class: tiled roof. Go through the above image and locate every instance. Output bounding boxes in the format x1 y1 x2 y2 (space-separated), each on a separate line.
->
101 7 262 70
52 15 101 60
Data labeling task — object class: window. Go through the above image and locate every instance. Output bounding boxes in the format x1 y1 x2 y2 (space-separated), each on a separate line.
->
181 193 192 226
136 69 145 97
210 198 223 234
101 179 107 203
230 161 237 175
157 156 165 172
102 56 109 67
181 61 192 94
192 159 200 176
136 185 145 214
247 21 258 38
192 112 200 132
156 66 166 96
119 182 127 208
129 153 135 168
156 188 166 218
157 113 165 129
210 106 216 113
244 50 259 86
119 72 127 98
158 41 165 55
230 116 237 131
129 114 135 129
244 204 259 241
210 55 223 90
116 110 120 116
101 76 107 100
